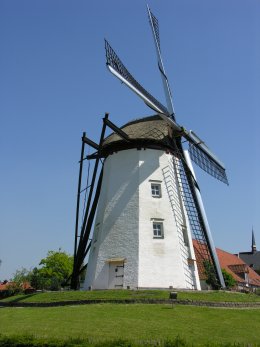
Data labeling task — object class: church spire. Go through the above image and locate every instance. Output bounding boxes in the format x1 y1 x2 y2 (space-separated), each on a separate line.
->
252 227 257 253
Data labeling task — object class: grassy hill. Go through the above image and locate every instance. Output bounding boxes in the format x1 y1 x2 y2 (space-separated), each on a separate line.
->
2 289 260 304
1 290 260 346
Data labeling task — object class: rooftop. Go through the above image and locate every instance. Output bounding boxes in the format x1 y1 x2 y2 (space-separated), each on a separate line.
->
101 115 175 156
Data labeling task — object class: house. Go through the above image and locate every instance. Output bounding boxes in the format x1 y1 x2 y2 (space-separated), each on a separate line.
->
193 240 260 290
238 230 260 275
0 280 11 291
0 280 34 296
217 248 260 290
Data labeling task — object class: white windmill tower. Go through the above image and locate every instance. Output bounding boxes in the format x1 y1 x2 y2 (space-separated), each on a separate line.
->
70 6 228 290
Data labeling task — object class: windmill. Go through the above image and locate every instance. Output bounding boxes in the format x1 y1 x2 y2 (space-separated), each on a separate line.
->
70 6 228 290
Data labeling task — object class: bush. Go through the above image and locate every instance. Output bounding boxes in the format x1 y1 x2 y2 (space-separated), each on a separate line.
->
221 269 236 289
203 261 221 290
0 282 22 300
0 290 14 300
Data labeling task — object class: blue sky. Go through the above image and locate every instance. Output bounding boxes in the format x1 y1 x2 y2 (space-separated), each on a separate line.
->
0 0 259 280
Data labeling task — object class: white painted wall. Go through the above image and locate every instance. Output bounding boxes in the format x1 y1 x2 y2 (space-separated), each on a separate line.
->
84 149 139 289
84 148 200 290
138 149 188 288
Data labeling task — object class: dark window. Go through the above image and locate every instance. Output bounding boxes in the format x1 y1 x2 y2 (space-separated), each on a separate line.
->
151 183 161 198
153 222 164 238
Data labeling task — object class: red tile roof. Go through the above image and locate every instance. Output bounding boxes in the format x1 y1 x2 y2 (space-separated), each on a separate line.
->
193 240 260 287
216 247 260 287
0 281 33 291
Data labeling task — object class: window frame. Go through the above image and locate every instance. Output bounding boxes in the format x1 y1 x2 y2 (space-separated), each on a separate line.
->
151 182 162 198
152 221 164 239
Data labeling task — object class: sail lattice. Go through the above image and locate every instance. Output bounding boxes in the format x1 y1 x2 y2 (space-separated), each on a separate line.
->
173 150 221 287
188 143 228 185
105 40 168 114
148 9 161 52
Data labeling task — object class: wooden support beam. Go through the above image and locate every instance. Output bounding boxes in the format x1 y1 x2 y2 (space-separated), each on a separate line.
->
72 131 85 283
71 114 109 290
104 117 130 142
82 136 99 150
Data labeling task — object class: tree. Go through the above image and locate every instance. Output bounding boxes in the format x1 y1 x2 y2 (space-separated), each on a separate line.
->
38 250 73 290
12 267 31 285
222 269 236 289
9 250 73 292
29 267 46 290
255 267 260 276
203 261 237 290
203 260 221 290
9 267 31 294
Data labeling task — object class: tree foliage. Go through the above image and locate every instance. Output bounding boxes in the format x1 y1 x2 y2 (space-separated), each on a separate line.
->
203 260 237 290
11 250 73 291
11 267 31 286
222 269 236 289
255 268 260 276
8 267 31 295
203 260 221 290
37 250 73 290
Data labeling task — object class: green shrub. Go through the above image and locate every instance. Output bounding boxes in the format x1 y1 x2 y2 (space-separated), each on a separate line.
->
0 290 13 300
221 269 236 289
203 261 221 290
0 284 21 300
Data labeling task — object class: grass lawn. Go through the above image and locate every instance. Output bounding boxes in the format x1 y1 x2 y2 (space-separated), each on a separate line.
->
0 304 260 346
2 289 260 303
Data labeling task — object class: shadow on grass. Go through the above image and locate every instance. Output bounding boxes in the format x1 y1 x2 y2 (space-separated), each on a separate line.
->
6 293 37 303
161 306 175 310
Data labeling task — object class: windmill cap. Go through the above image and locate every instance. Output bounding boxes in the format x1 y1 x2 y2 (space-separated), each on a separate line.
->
101 114 175 156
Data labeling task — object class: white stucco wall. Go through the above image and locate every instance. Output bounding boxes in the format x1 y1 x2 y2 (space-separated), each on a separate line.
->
84 149 139 289
84 148 200 290
138 149 188 288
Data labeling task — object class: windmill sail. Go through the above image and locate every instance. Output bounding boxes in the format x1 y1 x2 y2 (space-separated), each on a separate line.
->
106 36 228 186
71 5 229 291
147 5 175 117
188 141 228 184
97 6 228 289
162 117 229 185
146 7 228 185
182 150 226 288
176 128 228 184
105 40 169 115
146 6 226 287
